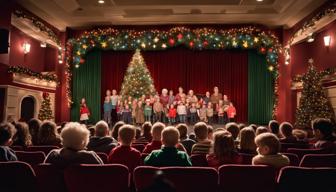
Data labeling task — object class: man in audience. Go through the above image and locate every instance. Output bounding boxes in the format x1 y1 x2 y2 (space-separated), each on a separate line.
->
108 125 141 171
312 118 336 152
279 122 297 143
0 123 17 161
252 133 289 169
87 120 117 154
44 122 103 168
144 126 192 166
143 122 165 154
191 122 212 154
176 123 195 155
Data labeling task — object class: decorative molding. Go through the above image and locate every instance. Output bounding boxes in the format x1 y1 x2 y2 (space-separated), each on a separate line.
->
12 73 57 91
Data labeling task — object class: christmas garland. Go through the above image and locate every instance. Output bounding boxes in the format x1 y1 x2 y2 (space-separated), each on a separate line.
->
293 66 336 83
8 66 59 83
65 26 281 118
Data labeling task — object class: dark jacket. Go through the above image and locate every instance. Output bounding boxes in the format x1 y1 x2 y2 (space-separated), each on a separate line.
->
87 136 117 154
0 146 17 162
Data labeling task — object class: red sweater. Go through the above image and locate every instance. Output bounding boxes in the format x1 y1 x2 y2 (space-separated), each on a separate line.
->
80 106 90 115
227 106 236 118
143 140 162 154
168 108 177 118
108 146 141 171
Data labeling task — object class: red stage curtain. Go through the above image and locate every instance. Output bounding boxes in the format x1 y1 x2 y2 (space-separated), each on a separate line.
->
101 47 248 122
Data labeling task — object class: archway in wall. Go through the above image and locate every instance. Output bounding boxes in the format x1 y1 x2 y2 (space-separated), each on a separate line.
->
20 96 35 122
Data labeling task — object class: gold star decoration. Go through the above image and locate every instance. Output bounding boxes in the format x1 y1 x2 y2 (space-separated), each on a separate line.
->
254 37 259 43
82 44 88 49
101 42 107 48
243 41 248 48
232 40 238 47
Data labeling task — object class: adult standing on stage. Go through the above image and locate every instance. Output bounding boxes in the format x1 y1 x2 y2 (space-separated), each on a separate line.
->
110 89 119 126
187 90 198 104
223 95 231 123
160 89 169 123
210 86 222 123
103 90 113 125
175 86 186 103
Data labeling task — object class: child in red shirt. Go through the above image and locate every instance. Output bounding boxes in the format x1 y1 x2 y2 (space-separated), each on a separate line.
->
226 102 236 122
80 98 90 125
168 104 177 125
143 122 165 154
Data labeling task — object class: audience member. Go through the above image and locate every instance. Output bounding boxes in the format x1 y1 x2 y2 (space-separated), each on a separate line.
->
238 127 257 154
87 120 117 154
256 126 269 136
252 133 289 169
44 122 103 168
207 125 214 140
38 121 61 146
176 123 196 155
111 121 126 140
28 118 41 145
137 122 153 142
13 122 32 147
279 122 297 143
135 127 141 140
249 124 257 131
191 122 212 154
143 122 165 154
292 129 309 144
269 120 281 138
312 118 336 152
144 126 192 167
0 123 17 161
226 122 240 146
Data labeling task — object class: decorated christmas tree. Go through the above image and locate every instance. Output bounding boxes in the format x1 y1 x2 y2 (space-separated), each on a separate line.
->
295 59 335 128
120 49 157 98
38 92 53 120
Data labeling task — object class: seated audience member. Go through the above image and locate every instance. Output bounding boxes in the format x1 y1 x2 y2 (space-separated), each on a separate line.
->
108 125 141 171
143 122 165 154
207 125 214 140
312 118 336 152
44 122 103 168
13 122 32 147
292 129 309 144
87 120 117 154
269 120 281 138
256 126 269 136
28 118 41 145
279 122 298 143
207 131 242 168
38 121 61 146
144 126 192 167
238 127 257 154
137 122 153 143
189 133 196 141
226 122 240 146
249 124 257 131
111 121 126 141
0 123 17 161
238 123 246 131
191 122 212 155
135 127 141 140
252 133 289 169
176 123 196 155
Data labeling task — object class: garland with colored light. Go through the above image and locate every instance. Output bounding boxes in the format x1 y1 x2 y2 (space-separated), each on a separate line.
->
66 26 281 118
8 66 59 83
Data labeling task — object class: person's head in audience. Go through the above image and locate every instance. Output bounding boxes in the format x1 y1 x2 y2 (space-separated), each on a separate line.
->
249 124 257 131
255 133 280 155
280 122 294 139
162 126 179 147
118 125 136 146
189 133 196 141
176 124 188 140
239 127 256 153
194 122 209 142
112 121 125 140
135 127 141 140
142 170 176 192
212 130 236 162
95 120 110 137
152 122 165 141
312 118 335 141
13 122 32 147
269 120 280 136
226 122 239 140
28 118 41 145
88 126 95 136
292 129 308 141
142 121 153 141
38 121 60 145
207 125 214 140
61 122 89 151
238 123 246 131
0 123 16 146
256 126 269 136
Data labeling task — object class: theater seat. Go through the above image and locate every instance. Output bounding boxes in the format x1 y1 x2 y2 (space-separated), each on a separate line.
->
35 164 67 192
238 153 255 165
277 166 336 192
27 146 59 155
134 166 218 192
281 153 299 166
16 151 46 166
280 143 310 152
131 144 145 153
190 154 208 166
64 164 129 192
218 164 276 192
96 152 108 164
299 154 336 168
287 148 325 160
0 161 37 192
10 145 24 151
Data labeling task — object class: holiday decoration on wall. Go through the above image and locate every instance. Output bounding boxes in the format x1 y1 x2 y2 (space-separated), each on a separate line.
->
65 26 281 118
295 59 335 128
120 49 157 98
38 92 54 121
8 66 59 83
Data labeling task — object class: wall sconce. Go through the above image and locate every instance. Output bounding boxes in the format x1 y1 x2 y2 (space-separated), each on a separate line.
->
307 33 314 43
23 42 31 54
324 35 331 47
284 46 290 65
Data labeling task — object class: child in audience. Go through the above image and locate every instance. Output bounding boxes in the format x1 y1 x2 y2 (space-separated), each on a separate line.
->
189 103 198 125
38 121 61 146
143 122 165 154
279 122 298 143
144 126 192 167
252 133 289 168
207 131 242 168
176 123 196 155
135 100 145 125
226 102 237 122
28 118 41 145
268 120 281 138
144 99 153 122
13 122 32 147
121 104 132 124
207 125 214 140
177 101 187 123
198 103 207 122
238 127 257 154
153 96 163 122
312 118 336 151
0 123 17 161
137 122 153 143
168 104 177 125
111 121 126 141
191 122 212 154
206 102 214 124
226 122 240 141
256 126 269 136
108 125 141 171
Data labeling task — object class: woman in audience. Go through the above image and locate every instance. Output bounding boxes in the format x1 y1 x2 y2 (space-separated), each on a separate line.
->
28 118 41 145
44 122 103 168
136 121 153 143
238 127 257 154
207 130 242 168
13 122 32 147
38 121 61 146
111 121 126 141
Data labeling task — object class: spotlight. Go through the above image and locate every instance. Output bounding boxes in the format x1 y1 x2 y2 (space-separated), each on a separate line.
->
98 0 105 4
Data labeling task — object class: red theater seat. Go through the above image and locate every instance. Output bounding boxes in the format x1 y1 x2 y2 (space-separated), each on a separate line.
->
287 148 325 160
35 164 67 192
299 154 336 168
280 143 310 152
277 166 336 192
134 166 218 192
190 154 208 166
218 164 276 192
281 153 299 166
27 146 60 155
64 164 129 192
238 153 255 165
96 152 108 164
16 151 46 166
10 145 24 151
0 161 37 192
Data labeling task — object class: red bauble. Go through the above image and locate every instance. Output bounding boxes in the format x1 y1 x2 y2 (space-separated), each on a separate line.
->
169 38 175 46
189 41 194 47
268 48 273 52
177 33 183 40
260 47 266 53
80 58 85 64
203 41 209 47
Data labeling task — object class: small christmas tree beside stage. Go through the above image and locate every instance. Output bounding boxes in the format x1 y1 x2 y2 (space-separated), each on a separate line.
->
120 49 157 99
295 59 335 128
38 92 53 121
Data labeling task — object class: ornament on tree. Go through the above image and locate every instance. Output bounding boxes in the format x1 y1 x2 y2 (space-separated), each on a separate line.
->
120 49 157 99
169 38 175 46
38 92 53 121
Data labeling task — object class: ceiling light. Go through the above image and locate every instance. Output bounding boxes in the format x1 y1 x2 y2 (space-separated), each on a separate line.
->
256 0 264 2
98 0 105 4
